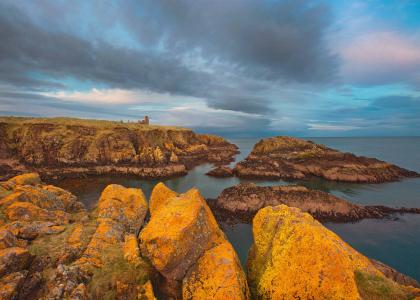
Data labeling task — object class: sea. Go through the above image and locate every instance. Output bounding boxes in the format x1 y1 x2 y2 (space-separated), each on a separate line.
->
54 137 420 281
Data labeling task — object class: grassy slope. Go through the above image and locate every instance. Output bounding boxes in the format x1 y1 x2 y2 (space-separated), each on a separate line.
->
0 116 187 131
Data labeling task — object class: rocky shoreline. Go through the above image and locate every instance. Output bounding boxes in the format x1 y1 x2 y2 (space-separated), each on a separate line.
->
0 117 238 181
210 183 420 223
234 136 419 183
0 173 418 299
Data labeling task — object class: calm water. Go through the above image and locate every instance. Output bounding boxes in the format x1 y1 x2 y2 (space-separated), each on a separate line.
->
55 137 420 281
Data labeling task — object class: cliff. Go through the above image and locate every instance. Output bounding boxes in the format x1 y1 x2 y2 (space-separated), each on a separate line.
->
235 136 419 183
0 117 238 180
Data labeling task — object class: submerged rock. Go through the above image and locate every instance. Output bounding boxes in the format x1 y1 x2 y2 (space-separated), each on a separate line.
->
213 183 420 223
206 166 234 177
247 205 420 299
235 136 419 183
140 183 249 299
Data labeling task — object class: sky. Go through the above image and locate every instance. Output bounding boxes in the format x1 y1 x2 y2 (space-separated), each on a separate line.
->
0 0 420 137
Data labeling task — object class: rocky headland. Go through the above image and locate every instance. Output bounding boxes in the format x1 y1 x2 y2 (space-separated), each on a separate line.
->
0 117 238 181
0 173 418 299
235 136 419 183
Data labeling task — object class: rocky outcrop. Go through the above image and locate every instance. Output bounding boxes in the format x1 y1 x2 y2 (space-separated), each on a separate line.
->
206 166 234 177
212 183 420 223
0 117 238 180
0 174 155 299
140 183 249 299
235 136 419 183
247 205 420 299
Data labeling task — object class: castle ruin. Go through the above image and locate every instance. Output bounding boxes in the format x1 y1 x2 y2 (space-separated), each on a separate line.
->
138 116 149 125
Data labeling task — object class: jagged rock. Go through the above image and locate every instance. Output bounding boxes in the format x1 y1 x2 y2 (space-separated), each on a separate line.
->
0 271 28 300
2 221 65 240
140 183 248 299
97 184 148 233
206 166 234 177
371 259 420 288
42 185 85 212
169 151 179 163
235 136 419 183
182 241 250 300
0 247 33 277
212 183 420 223
247 205 420 299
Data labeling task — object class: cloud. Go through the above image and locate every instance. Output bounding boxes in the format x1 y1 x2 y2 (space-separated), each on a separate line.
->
0 1 337 116
339 31 420 86
308 123 361 131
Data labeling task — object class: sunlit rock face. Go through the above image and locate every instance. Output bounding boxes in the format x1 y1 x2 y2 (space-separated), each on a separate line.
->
140 183 249 299
235 136 419 183
247 205 420 299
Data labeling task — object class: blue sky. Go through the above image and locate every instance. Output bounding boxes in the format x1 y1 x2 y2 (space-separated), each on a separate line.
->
0 0 419 137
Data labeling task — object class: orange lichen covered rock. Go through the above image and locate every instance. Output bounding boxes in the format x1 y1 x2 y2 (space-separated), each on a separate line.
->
123 234 142 267
149 182 177 216
183 241 249 300
7 173 41 186
0 247 32 277
140 186 225 280
5 201 69 223
247 205 419 299
97 184 148 233
0 229 18 249
76 218 124 268
0 271 28 300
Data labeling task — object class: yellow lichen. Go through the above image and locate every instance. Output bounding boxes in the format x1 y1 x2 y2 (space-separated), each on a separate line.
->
149 182 177 216
248 205 383 300
7 173 41 186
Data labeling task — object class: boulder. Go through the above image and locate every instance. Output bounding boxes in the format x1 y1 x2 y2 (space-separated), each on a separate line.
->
140 186 225 280
183 241 249 300
0 271 28 300
5 201 69 224
7 173 41 186
247 205 420 299
206 166 234 178
97 184 148 233
0 229 18 249
140 183 249 299
0 247 33 277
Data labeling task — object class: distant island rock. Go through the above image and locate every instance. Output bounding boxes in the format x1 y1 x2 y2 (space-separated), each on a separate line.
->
234 136 419 183
0 117 238 180
211 183 420 223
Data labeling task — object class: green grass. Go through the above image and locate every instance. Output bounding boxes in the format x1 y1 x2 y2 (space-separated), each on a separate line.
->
0 116 186 131
355 271 418 300
87 245 152 300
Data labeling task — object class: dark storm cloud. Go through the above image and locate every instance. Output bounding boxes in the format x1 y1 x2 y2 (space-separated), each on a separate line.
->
0 1 337 115
123 0 337 83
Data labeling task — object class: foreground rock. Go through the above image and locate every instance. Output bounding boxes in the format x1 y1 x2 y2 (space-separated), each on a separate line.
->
140 183 249 299
206 166 234 177
0 173 155 299
247 205 420 299
0 117 238 181
235 136 419 183
212 183 420 223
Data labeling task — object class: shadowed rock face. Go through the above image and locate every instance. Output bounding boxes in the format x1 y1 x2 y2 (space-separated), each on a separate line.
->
212 183 420 223
247 205 420 299
0 117 238 180
206 166 234 178
235 136 419 183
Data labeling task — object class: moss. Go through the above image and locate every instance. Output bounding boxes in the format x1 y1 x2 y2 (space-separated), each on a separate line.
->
87 245 151 300
29 223 75 258
355 271 418 300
